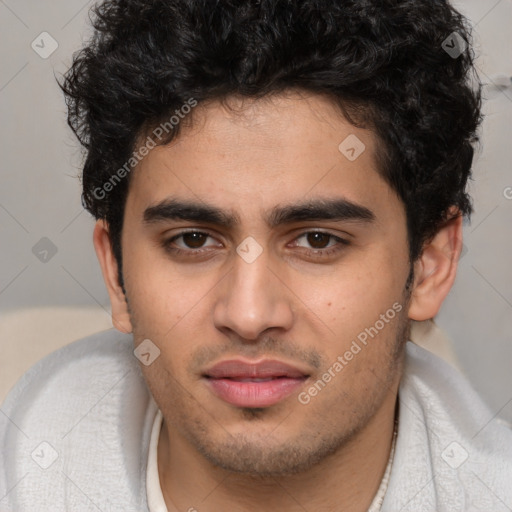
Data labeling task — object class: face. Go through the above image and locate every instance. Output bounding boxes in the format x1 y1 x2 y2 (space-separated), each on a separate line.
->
116 92 413 476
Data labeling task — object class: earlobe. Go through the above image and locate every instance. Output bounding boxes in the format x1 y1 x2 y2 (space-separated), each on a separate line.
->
408 210 463 321
93 220 133 334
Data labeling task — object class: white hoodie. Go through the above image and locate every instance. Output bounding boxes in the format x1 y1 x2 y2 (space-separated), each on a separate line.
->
1 330 511 512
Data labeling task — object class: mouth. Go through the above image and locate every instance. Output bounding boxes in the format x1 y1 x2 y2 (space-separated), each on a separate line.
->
203 359 310 408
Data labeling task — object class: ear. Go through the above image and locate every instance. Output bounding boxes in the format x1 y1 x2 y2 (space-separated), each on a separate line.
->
408 209 463 321
93 219 133 334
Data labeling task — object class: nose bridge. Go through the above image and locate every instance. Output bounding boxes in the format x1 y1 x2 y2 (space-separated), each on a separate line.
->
233 250 271 303
213 246 293 340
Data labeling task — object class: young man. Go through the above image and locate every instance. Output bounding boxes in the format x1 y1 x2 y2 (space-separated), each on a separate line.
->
1 0 511 511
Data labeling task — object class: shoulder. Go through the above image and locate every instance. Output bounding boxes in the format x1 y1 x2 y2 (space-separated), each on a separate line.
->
0 329 154 512
402 341 511 435
382 342 512 511
0 329 148 433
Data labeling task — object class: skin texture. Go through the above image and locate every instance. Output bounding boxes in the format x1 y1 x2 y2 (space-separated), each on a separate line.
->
94 92 463 511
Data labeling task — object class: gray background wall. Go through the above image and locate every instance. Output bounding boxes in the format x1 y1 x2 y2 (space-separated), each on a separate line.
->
1 0 511 421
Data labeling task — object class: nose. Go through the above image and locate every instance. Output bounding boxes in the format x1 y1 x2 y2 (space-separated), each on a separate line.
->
213 247 294 341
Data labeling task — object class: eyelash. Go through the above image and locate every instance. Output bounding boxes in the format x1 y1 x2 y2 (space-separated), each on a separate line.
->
162 230 350 259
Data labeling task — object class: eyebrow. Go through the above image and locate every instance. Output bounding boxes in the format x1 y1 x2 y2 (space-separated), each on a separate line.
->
143 197 376 229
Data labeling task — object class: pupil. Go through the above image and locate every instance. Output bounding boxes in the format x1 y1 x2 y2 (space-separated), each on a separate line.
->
307 233 329 249
184 232 206 248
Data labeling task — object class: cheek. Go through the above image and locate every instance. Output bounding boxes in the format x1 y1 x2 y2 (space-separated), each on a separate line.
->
294 258 403 325
288 254 408 374
122 246 216 332
298 309 406 411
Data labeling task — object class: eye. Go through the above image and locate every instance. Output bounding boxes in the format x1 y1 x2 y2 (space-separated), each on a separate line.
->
163 230 221 255
173 231 211 249
296 232 338 249
162 229 350 260
291 231 350 258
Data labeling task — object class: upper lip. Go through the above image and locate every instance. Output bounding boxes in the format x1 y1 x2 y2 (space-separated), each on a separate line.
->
203 359 310 379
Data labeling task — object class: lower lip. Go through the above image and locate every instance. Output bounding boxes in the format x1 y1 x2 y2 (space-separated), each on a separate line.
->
205 377 307 408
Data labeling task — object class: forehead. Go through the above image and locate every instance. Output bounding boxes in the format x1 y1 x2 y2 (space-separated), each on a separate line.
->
126 92 402 224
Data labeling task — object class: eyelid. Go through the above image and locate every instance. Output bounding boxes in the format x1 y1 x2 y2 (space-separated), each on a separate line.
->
292 229 350 241
165 229 221 248
288 230 350 254
162 228 351 261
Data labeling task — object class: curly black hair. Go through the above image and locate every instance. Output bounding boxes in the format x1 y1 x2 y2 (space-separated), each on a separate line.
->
60 0 482 289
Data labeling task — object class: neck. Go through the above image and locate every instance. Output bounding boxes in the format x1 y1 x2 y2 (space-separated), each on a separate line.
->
157 388 399 512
